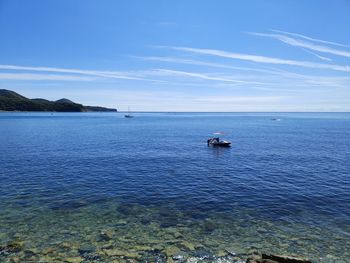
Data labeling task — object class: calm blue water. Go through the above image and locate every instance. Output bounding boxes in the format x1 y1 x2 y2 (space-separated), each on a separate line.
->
0 112 349 262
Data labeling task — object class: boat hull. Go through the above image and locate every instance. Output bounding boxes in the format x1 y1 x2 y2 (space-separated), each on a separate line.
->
207 138 231 147
209 142 231 147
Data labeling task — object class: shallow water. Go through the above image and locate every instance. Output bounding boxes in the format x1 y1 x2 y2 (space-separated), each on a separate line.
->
0 112 349 262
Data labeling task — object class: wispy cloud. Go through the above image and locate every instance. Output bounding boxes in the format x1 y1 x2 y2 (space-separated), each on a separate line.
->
0 63 272 86
136 56 350 88
249 32 350 59
300 48 332 61
0 64 150 81
0 64 272 87
195 96 285 103
138 54 350 90
153 69 268 85
0 73 95 81
271 29 350 48
168 46 350 73
135 56 284 75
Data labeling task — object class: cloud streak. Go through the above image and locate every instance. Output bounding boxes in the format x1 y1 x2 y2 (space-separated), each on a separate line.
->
153 69 268 85
137 56 350 88
0 73 95 81
249 32 350 59
195 96 285 103
169 46 350 73
0 64 150 81
300 48 332 61
135 56 285 75
271 29 350 48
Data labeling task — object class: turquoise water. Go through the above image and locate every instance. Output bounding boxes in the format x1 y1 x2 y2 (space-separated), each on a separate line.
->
0 112 349 262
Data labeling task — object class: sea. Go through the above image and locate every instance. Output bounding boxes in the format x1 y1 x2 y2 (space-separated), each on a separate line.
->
0 112 349 262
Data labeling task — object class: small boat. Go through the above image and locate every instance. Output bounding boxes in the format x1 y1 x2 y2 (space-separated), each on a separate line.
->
124 107 134 118
207 132 231 147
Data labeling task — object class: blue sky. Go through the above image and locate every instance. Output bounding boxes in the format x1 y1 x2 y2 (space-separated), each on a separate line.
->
1 0 350 111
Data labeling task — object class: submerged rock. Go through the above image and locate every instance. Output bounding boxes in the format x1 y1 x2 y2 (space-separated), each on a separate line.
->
81 253 101 261
24 249 37 257
180 241 196 251
263 254 312 263
104 248 140 259
78 246 101 261
172 251 188 261
139 250 167 263
78 246 94 255
9 255 21 263
173 254 185 260
246 254 312 263
163 246 182 257
201 219 217 233
115 219 128 226
192 247 214 260
60 241 73 249
0 240 24 255
186 257 199 263
65 256 84 263
42 247 55 255
99 229 115 241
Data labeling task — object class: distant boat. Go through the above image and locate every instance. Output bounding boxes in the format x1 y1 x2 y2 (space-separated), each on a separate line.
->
271 118 281 121
124 107 134 118
207 132 231 147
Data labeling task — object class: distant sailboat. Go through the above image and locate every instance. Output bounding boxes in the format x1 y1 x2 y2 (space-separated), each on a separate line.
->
124 107 134 118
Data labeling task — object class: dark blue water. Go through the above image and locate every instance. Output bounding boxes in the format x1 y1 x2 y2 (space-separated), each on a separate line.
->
0 112 349 262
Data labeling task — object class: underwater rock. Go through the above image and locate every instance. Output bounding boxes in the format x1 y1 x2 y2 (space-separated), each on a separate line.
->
262 254 312 263
117 204 141 216
213 257 238 263
172 251 189 261
139 250 167 263
216 250 228 257
247 259 277 263
180 241 196 251
246 254 312 263
115 219 128 226
159 217 179 228
225 247 248 257
99 229 115 241
201 219 217 233
78 246 95 255
78 246 101 261
60 241 73 249
24 249 37 257
0 240 24 255
81 253 101 261
164 227 183 239
42 247 55 255
140 217 151 225
50 200 88 211
133 245 153 251
163 245 182 257
186 257 199 263
9 255 21 263
65 256 84 263
104 248 140 259
192 247 214 261
173 254 185 260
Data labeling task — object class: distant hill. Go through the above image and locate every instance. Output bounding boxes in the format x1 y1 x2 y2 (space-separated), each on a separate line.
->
0 89 117 112
55 98 75 104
